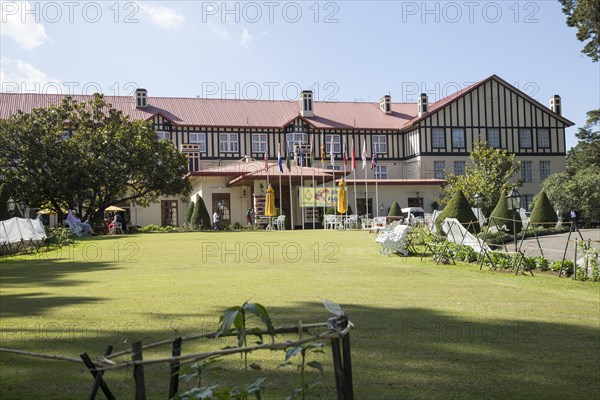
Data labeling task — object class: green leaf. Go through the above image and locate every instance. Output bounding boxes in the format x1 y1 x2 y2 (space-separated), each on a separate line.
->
284 346 303 362
307 361 324 375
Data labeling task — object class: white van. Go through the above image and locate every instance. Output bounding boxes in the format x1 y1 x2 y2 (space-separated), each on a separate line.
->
402 207 425 225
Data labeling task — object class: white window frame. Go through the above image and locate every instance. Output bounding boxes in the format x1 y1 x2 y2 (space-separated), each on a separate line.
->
537 129 550 148
522 194 534 211
286 133 307 147
372 135 388 154
432 128 445 149
252 133 268 153
325 134 341 154
521 161 533 183
540 161 551 181
454 161 466 176
219 133 239 153
157 131 170 141
374 165 388 179
519 129 532 149
434 161 445 179
189 133 207 152
326 165 342 171
451 128 465 149
487 128 500 148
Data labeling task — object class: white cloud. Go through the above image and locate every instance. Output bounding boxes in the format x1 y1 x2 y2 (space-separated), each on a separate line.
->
0 1 49 50
0 58 60 92
138 1 185 30
240 29 254 49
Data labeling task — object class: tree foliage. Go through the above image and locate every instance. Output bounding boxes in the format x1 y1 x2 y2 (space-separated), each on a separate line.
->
489 191 522 234
440 143 520 216
0 183 11 221
530 191 558 226
436 190 479 233
560 0 600 62
566 110 600 174
184 201 195 224
0 95 190 222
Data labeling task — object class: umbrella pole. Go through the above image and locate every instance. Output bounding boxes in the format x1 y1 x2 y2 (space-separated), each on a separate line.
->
278 173 282 218
365 167 369 218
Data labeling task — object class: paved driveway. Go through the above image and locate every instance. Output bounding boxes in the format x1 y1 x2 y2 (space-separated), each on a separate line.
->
518 228 600 262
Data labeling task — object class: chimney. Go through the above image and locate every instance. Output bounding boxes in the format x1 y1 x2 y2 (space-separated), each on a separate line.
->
418 93 428 117
380 95 392 114
135 88 148 108
299 90 314 117
550 95 561 116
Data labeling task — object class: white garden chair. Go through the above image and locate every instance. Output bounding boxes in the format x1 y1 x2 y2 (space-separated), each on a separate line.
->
376 224 412 256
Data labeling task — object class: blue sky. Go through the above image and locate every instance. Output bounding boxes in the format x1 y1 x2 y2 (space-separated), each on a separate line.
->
1 1 598 148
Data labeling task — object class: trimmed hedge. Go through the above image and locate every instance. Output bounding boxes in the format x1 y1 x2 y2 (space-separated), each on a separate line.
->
489 191 522 234
184 201 195 224
530 191 558 226
191 194 212 230
436 190 479 233
388 202 401 217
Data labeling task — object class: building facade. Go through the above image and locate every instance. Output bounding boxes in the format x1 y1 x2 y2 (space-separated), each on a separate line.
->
0 75 573 228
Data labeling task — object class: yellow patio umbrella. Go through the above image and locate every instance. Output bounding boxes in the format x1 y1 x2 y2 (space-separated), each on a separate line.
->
265 185 277 217
105 205 126 212
337 179 348 214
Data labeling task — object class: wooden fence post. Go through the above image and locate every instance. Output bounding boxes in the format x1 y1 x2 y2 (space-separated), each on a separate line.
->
168 337 183 399
132 341 147 400
81 349 116 400
340 317 354 400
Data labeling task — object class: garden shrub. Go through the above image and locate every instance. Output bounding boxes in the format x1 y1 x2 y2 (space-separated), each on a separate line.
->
435 190 479 233
530 191 558 226
489 191 522 235
184 202 195 224
191 194 212 230
388 202 402 217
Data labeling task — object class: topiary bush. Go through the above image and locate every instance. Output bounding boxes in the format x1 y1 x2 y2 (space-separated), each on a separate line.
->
435 190 479 233
529 191 558 227
489 191 522 234
388 202 401 217
191 194 212 230
184 201 195 224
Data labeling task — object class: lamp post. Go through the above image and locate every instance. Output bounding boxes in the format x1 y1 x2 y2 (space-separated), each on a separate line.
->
6 197 15 217
474 193 482 225
506 189 521 252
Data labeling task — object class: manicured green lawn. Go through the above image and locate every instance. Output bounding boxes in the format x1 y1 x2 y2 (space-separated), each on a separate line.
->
1 231 598 399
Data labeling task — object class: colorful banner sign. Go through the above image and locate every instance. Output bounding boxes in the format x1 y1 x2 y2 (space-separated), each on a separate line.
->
299 187 338 208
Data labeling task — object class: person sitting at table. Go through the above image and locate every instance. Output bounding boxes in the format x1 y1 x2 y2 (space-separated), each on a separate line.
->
108 212 125 234
66 210 96 236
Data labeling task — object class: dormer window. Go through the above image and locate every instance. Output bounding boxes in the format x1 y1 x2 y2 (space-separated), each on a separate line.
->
157 131 170 141
299 90 314 117
135 88 148 108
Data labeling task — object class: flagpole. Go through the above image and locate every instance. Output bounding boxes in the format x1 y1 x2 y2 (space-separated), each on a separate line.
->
278 143 283 219
352 138 357 219
321 134 326 229
311 140 315 230
299 142 304 230
362 138 369 218
287 141 294 231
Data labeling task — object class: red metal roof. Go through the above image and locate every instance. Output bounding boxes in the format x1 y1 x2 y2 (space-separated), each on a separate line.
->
0 75 573 130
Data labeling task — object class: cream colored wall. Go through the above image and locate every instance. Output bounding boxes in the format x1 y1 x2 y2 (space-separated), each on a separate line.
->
346 184 441 214
128 195 186 227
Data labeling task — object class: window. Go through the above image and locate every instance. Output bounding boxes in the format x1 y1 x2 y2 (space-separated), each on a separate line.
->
432 128 445 149
540 161 551 181
219 133 239 153
537 129 550 148
325 134 341 154
519 129 532 149
252 133 268 153
451 128 465 148
521 161 533 183
487 128 500 148
372 135 388 154
407 197 424 208
454 161 466 176
522 194 534 211
157 131 170 141
189 133 206 152
434 161 445 179
374 165 388 179
326 165 342 171
286 133 307 146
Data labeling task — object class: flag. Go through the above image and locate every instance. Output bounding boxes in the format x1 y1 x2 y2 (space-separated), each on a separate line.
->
343 142 348 166
329 136 335 166
361 139 367 170
277 143 283 173
286 145 291 171
321 141 325 162
351 139 356 171
298 145 303 167
264 152 268 172
371 153 377 170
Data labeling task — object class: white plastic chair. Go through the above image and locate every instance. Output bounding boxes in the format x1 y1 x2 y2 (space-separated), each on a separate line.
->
110 222 124 235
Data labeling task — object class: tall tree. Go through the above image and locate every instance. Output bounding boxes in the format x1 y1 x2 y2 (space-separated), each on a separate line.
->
566 110 600 174
560 0 600 62
440 143 520 216
0 95 190 222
